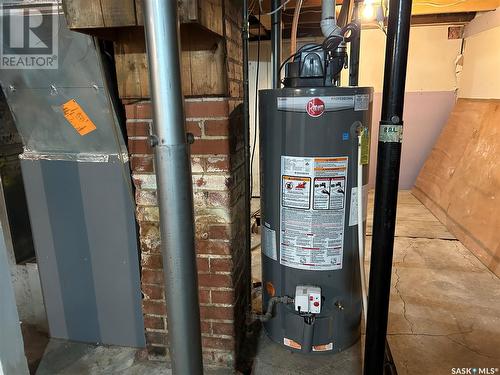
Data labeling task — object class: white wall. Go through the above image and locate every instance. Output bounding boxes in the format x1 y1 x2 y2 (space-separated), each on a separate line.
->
250 25 461 92
0 221 29 375
356 26 461 92
459 9 500 99
249 25 461 191
0 178 47 332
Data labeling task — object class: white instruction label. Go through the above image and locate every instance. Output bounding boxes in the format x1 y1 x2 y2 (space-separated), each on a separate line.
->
280 156 348 271
349 185 369 226
354 94 370 111
262 224 277 261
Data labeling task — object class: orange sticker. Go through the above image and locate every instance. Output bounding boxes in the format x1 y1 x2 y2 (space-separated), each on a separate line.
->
283 338 301 350
313 343 333 352
265 281 276 297
61 99 97 136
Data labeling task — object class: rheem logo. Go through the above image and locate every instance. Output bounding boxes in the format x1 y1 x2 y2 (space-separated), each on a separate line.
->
0 4 59 69
306 98 325 117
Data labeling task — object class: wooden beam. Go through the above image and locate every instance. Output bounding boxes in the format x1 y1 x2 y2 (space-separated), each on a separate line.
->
114 25 227 99
250 0 500 19
279 12 476 38
412 0 500 15
411 12 475 25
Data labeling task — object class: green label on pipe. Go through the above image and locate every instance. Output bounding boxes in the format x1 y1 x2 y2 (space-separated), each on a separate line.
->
379 124 403 143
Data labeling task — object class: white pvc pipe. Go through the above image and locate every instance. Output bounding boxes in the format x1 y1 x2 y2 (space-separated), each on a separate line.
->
357 133 368 322
290 0 303 56
321 0 341 37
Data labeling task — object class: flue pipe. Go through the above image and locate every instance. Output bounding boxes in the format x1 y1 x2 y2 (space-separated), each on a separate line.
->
271 0 282 88
142 1 204 374
321 0 341 37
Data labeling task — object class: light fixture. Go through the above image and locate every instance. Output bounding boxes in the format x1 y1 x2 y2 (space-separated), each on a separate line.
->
362 0 377 21
363 4 375 20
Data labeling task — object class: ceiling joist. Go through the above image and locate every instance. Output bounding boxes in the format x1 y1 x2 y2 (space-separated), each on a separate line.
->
250 0 500 32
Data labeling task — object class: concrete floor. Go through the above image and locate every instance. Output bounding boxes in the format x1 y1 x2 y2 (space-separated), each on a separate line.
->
31 191 500 374
368 192 500 374
251 191 500 374
36 340 233 375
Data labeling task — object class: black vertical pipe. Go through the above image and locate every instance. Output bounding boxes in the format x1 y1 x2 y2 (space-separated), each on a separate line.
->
363 0 412 374
242 0 252 316
349 1 361 86
271 0 282 88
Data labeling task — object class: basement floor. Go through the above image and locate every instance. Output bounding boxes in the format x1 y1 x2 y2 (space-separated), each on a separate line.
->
32 191 500 374
251 190 500 374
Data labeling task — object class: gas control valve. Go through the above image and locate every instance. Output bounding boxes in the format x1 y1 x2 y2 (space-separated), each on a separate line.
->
294 285 322 314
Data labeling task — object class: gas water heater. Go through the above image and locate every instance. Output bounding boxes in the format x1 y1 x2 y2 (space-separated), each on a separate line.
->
258 35 373 353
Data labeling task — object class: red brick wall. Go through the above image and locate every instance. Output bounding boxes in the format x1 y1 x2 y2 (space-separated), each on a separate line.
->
122 1 247 368
125 95 247 366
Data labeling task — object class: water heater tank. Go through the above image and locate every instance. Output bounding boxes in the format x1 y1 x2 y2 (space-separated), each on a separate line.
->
259 86 373 353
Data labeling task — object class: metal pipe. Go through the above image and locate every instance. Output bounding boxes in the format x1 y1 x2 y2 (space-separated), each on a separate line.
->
271 0 282 88
252 295 293 322
142 1 203 374
321 0 340 37
349 2 361 86
363 0 412 373
242 0 253 325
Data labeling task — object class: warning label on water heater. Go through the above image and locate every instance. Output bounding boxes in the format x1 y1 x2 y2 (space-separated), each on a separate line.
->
280 156 348 271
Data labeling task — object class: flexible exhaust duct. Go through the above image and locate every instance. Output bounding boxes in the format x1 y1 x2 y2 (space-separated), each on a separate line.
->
321 0 341 37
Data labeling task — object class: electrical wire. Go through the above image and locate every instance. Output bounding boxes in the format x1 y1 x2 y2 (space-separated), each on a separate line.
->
414 0 466 7
282 9 322 16
376 0 388 36
250 7 261 198
357 131 368 323
259 0 292 16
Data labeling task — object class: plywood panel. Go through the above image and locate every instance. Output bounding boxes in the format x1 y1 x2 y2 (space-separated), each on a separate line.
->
179 0 198 23
183 32 226 97
135 0 144 25
114 27 226 99
413 99 500 276
62 0 104 28
199 0 223 35
113 29 150 99
101 0 136 27
63 0 224 37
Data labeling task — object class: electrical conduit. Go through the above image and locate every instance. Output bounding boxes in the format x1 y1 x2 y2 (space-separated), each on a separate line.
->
358 130 368 322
